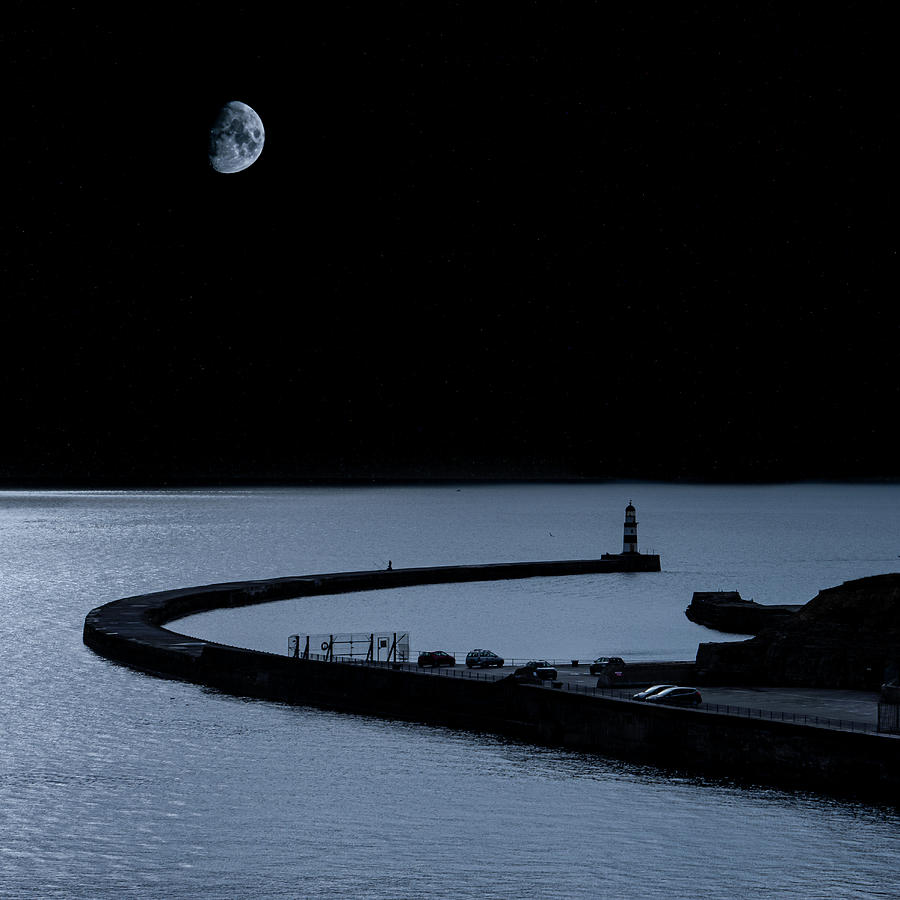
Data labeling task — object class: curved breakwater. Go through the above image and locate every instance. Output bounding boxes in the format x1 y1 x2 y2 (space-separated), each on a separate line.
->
83 559 900 805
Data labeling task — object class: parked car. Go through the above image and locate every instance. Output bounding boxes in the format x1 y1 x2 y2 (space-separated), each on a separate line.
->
590 656 626 676
632 684 675 701
644 686 702 707
466 649 505 668
417 650 456 668
514 660 558 680
591 656 627 685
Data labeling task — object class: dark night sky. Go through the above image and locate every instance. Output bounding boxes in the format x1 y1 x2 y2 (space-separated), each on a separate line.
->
3 4 896 485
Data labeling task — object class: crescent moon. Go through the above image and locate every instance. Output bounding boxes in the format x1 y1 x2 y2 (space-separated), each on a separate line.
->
209 101 265 174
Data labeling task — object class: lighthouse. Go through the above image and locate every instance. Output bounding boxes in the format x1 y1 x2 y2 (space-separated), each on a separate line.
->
623 502 638 554
600 502 660 569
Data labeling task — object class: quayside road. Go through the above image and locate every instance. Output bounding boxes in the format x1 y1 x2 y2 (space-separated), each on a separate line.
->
411 661 882 730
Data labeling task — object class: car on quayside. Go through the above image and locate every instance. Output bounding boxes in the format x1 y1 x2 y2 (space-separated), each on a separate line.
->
632 684 675 701
417 650 456 668
590 656 626 676
590 656 627 685
465 649 505 668
644 686 703 707
514 660 558 681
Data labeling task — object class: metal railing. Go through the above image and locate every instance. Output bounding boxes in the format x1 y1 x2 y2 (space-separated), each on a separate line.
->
290 652 883 735
699 702 875 733
550 679 880 734
878 702 900 735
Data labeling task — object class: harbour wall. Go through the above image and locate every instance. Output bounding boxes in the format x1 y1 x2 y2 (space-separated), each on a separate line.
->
83 560 900 804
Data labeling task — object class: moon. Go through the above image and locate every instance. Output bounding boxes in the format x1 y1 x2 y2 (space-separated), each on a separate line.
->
209 101 265 174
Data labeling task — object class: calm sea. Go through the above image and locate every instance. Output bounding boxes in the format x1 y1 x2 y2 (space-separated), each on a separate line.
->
2 483 899 899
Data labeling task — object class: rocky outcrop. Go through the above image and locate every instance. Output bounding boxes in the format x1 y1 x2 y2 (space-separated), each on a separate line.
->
695 573 900 689
685 591 802 634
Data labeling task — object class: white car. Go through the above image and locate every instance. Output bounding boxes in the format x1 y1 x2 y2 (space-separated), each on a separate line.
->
632 684 675 701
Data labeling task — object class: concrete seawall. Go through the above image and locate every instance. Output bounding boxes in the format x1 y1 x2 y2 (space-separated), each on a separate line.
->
83 560 900 805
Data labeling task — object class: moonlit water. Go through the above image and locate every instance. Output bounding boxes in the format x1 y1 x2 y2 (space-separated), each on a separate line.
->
2 483 900 899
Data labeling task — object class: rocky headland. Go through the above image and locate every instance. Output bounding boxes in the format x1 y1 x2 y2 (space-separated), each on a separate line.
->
695 573 900 690
685 591 802 634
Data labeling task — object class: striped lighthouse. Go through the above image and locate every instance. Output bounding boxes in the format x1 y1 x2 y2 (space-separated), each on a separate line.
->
623 502 638 554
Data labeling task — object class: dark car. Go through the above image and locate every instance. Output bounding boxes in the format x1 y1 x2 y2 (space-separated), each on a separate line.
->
466 649 505 668
514 659 558 680
417 650 456 668
644 686 702 707
590 656 627 685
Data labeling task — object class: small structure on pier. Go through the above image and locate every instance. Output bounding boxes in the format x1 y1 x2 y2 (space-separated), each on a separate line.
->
288 631 410 663
601 502 661 570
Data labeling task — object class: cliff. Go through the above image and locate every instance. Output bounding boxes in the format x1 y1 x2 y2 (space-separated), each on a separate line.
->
695 573 900 689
